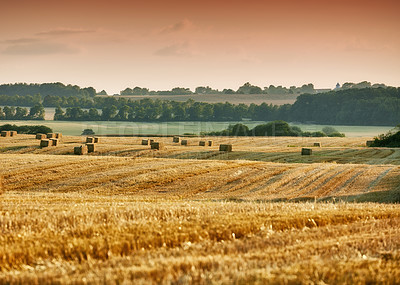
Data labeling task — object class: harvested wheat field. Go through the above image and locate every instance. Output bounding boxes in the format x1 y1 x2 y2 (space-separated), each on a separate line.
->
0 135 399 284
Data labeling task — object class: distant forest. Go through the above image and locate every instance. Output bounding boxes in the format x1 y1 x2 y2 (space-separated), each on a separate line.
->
0 82 399 126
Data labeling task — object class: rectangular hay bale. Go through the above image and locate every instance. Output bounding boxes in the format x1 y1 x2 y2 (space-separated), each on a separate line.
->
1 131 10 137
86 143 96 153
36 133 46 140
313 142 321 147
86 137 95 143
199 141 206 146
55 133 62 139
301 148 312 155
151 142 164 150
94 137 100 143
40 139 50 148
74 145 88 155
142 139 150 145
208 140 213 146
50 138 59 146
47 133 56 139
10 131 17 137
181 140 188 146
173 136 180 143
219 144 232 152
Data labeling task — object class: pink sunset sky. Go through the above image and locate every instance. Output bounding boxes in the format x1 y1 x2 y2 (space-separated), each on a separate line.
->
1 0 399 94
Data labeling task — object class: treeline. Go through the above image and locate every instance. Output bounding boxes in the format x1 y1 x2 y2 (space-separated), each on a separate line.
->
205 121 345 137
53 87 400 126
0 105 45 120
119 81 388 95
1 82 399 126
120 82 316 96
0 83 96 98
290 87 400 125
54 99 252 121
0 124 52 134
370 127 400 147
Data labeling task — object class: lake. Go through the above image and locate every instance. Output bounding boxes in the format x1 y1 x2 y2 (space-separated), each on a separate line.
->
0 119 394 137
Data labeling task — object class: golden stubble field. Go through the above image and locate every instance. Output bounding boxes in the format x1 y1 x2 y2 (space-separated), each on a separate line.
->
0 134 399 284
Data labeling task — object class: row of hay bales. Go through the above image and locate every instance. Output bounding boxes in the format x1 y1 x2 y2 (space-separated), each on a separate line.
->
36 133 62 140
1 131 17 137
74 137 101 155
301 143 321 155
141 139 164 150
173 136 215 147
175 137 232 152
37 133 62 148
142 136 233 152
40 138 60 147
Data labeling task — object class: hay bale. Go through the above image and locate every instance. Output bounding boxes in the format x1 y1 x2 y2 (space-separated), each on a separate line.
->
366 140 374 147
199 141 206 146
302 148 312 155
86 143 96 153
36 133 46 140
10 131 17 137
219 144 232 152
74 145 88 155
150 139 155 144
55 133 62 139
313 142 321 147
173 136 180 143
142 139 150 145
40 139 50 148
208 140 213 146
1 131 10 137
181 140 188 146
151 142 164 150
47 133 56 139
94 137 100 143
86 137 95 143
50 138 59 146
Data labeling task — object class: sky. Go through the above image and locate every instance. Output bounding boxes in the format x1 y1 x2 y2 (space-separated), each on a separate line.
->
1 0 399 94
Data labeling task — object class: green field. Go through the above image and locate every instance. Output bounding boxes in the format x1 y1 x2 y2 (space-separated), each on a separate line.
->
0 119 394 137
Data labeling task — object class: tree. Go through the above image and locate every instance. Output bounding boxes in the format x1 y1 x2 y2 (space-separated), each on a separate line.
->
222 89 235 94
43 95 62 107
228 123 249 136
101 105 118 121
97 90 108 95
116 105 131 121
171 87 192 95
65 107 84 120
83 87 96 97
88 108 100 120
236 82 262 94
28 104 45 120
132 87 149 95
195 86 218 94
81 129 95 135
299 83 315 94
15 107 28 119
3 106 15 119
252 120 297 136
54 106 65 120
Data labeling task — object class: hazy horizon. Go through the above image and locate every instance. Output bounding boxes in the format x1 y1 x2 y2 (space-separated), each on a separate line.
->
1 0 399 94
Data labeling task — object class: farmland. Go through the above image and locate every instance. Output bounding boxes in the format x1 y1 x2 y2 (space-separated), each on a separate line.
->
1 135 400 284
